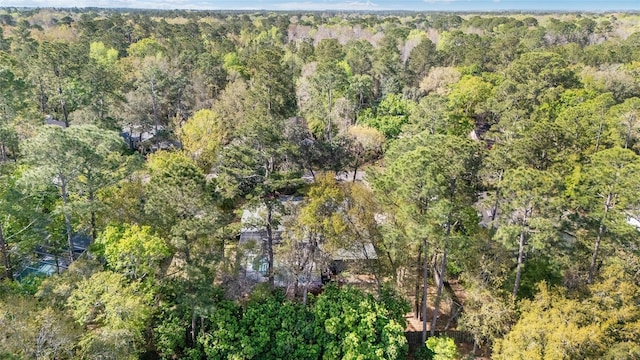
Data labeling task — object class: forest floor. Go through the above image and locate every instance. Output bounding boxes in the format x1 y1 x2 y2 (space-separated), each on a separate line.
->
404 279 491 359
404 278 467 331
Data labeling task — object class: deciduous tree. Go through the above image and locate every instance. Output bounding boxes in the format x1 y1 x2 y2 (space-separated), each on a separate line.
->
68 271 152 359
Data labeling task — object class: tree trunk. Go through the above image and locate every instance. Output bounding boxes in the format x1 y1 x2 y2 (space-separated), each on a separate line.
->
327 84 333 142
183 234 192 265
0 223 12 280
388 251 397 278
38 81 47 114
60 179 74 261
303 237 317 305
150 75 159 133
414 247 422 318
588 193 611 284
588 222 605 284
513 228 526 298
444 300 460 330
512 206 530 298
88 186 97 242
430 250 447 336
265 202 275 287
490 170 504 222
190 310 197 344
421 238 429 344
624 114 634 149
303 282 309 306
57 82 69 127
595 110 604 154
98 98 105 122
352 161 359 182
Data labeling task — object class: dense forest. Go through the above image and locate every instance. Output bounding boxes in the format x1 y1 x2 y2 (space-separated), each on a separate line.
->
1 7 640 359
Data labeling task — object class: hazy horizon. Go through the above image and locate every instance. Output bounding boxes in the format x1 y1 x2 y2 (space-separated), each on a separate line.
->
1 0 639 12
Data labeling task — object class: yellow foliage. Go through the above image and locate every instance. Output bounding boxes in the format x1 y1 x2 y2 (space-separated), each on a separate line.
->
347 125 385 151
494 264 640 360
89 42 118 66
179 109 225 171
127 37 163 58
299 173 347 250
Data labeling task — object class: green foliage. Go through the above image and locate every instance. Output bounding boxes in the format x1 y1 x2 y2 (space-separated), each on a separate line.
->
68 271 152 358
507 256 562 299
97 223 170 279
154 315 188 359
458 281 516 347
310 60 349 139
7 10 640 360
196 285 407 360
493 166 560 298
298 173 347 247
359 93 413 139
506 52 578 89
0 56 33 144
0 164 50 281
414 345 435 360
144 150 226 276
21 124 129 258
237 292 320 359
607 97 640 151
379 284 411 328
197 298 243 359
407 37 438 81
572 147 640 280
246 46 297 120
426 337 458 360
315 38 344 65
313 284 408 360
345 40 374 76
223 52 246 77
376 132 481 237
555 92 616 155
447 75 492 117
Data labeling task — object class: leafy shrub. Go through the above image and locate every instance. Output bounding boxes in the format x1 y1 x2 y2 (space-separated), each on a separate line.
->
426 336 458 360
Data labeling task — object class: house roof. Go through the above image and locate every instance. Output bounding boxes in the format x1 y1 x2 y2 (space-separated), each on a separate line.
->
239 201 300 245
44 116 67 128
302 171 367 184
331 242 378 261
239 196 378 261
120 125 161 143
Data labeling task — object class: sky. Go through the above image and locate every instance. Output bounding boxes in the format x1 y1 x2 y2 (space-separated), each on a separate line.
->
0 0 639 11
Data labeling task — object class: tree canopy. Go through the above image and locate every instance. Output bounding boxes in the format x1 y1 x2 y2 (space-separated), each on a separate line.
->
2 8 640 359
